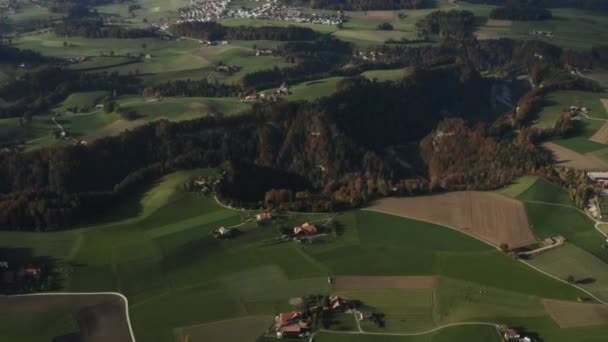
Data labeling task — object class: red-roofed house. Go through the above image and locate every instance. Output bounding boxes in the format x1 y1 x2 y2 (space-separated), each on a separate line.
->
294 223 317 236
276 311 301 326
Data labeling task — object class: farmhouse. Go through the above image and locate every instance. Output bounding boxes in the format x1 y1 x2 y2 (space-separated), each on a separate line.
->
276 311 301 326
587 171 608 185
329 295 352 311
256 212 272 222
277 82 291 95
293 222 317 236
215 226 235 238
255 49 273 56
242 95 258 102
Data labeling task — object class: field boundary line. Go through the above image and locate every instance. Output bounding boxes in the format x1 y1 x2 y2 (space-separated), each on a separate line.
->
520 260 608 305
317 321 499 337
362 207 608 303
361 208 500 249
4 291 136 342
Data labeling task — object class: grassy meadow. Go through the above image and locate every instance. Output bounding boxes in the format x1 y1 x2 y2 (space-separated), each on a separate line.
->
535 90 608 153
3 168 608 341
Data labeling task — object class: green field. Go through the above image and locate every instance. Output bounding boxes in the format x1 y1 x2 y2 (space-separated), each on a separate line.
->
496 176 539 198
361 68 407 81
516 178 608 263
0 94 249 150
477 8 608 50
528 244 608 302
3 168 606 341
263 77 344 102
535 90 608 153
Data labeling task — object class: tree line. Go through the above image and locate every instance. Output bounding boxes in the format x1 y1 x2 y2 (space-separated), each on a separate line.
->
415 10 476 41
489 4 552 21
53 17 156 39
169 22 320 41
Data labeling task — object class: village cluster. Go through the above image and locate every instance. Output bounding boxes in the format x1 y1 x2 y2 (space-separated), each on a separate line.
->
169 0 343 28
272 294 381 338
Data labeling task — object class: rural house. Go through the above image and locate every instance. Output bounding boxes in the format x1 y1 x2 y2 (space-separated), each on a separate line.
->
256 212 272 222
276 311 301 326
293 222 317 236
587 172 608 185
215 226 234 238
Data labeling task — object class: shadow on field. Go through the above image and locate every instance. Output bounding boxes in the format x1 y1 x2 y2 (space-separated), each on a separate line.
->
78 180 155 226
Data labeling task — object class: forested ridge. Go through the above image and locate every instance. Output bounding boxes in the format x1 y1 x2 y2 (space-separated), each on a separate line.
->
0 61 564 230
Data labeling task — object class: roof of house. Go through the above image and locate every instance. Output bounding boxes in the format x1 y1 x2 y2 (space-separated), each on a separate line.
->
278 311 301 324
588 172 608 180
281 325 301 333
301 223 317 234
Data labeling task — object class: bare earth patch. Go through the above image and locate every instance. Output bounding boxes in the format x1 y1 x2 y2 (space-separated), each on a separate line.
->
485 19 513 27
334 276 437 291
0 294 131 342
352 11 397 21
542 142 608 170
474 30 499 40
174 315 273 342
82 119 147 142
366 192 535 248
543 299 608 328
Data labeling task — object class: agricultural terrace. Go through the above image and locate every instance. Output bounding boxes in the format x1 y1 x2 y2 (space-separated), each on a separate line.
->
3 169 606 341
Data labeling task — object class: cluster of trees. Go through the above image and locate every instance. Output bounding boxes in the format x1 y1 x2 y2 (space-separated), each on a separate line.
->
490 4 552 21
144 79 241 98
170 22 320 41
305 0 428 10
53 18 156 39
0 67 140 119
415 10 476 40
0 44 51 65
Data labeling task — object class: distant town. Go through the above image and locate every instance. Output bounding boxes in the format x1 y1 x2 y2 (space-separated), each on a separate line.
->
155 0 344 30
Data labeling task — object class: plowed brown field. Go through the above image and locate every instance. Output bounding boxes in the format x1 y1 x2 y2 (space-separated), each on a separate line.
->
366 192 535 248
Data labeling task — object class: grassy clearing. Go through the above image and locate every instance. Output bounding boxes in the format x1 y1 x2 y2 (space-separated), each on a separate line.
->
263 77 344 102
528 244 608 302
496 176 539 198
535 90 608 153
361 68 406 81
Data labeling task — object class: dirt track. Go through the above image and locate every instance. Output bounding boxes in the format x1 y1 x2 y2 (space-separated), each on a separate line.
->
543 299 608 328
366 192 535 248
542 142 608 170
334 276 436 291
0 294 131 342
